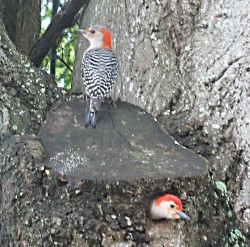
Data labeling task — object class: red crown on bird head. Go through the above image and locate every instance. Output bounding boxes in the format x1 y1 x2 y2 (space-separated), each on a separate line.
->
155 194 183 211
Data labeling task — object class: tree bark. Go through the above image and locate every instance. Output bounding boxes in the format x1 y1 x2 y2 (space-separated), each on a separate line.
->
73 0 250 241
0 0 249 246
0 15 64 134
0 0 41 55
0 5 232 246
0 130 209 247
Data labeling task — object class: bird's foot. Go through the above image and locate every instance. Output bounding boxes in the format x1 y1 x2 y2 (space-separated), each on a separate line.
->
111 100 117 109
105 97 117 108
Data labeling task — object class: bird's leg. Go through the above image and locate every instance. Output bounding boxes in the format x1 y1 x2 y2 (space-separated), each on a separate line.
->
111 99 117 109
84 98 91 128
105 97 117 109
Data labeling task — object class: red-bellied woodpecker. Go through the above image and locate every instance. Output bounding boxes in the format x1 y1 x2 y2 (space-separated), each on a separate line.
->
148 194 190 220
76 25 118 128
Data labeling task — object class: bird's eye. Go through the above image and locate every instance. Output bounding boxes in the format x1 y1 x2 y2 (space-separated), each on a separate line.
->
90 29 95 34
170 204 175 208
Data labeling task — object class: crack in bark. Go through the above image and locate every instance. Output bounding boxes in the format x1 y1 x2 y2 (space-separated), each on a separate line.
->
205 57 243 86
169 25 181 71
206 29 245 73
218 74 237 104
107 111 131 148
124 0 131 34
107 109 155 163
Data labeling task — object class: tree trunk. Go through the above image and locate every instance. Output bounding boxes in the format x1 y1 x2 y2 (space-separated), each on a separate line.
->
0 0 249 246
0 15 64 135
73 0 250 242
50 0 60 77
0 0 41 55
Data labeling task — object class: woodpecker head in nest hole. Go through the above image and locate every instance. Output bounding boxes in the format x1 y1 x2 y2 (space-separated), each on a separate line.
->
148 194 190 221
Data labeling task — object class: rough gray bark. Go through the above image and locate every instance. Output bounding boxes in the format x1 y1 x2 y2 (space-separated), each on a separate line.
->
0 123 236 247
0 7 245 246
0 0 41 55
0 0 249 246
0 16 64 135
73 0 250 239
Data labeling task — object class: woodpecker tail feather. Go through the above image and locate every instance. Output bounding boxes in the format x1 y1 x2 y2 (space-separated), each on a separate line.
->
84 101 91 128
85 98 102 128
90 111 97 128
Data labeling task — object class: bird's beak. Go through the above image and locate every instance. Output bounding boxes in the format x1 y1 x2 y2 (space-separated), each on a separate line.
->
76 29 87 35
175 210 191 220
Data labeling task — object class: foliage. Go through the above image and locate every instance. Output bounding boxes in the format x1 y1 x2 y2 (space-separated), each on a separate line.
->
214 180 246 246
41 0 78 89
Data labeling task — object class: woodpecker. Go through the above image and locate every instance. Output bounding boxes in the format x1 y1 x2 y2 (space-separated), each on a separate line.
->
148 194 190 220
76 25 118 128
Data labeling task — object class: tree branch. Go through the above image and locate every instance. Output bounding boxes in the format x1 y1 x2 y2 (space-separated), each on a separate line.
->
55 55 73 72
50 0 59 76
29 0 90 67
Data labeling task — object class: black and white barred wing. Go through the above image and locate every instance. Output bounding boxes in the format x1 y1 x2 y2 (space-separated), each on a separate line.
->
81 48 118 99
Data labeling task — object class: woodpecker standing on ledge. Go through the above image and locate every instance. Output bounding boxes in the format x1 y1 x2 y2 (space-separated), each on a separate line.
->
148 194 191 220
76 25 118 128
